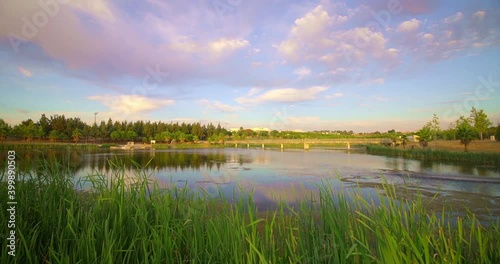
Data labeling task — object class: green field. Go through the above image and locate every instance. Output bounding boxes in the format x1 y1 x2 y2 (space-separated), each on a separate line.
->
1 158 498 263
366 145 500 166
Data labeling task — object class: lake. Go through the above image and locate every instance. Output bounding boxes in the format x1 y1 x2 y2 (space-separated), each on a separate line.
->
4 147 500 221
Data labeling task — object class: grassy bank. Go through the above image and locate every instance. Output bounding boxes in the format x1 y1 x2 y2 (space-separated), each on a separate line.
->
0 142 98 150
366 145 500 166
1 159 499 263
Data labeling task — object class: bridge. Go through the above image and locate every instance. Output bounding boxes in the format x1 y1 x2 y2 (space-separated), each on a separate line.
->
225 138 387 150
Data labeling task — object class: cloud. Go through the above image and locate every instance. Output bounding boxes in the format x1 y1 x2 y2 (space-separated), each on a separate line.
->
68 0 116 22
277 4 399 83
18 66 32 77
236 86 328 105
88 94 175 115
0 0 255 86
392 9 498 62
290 5 346 39
325 92 344 99
199 99 244 113
472 11 486 20
208 38 250 53
439 97 494 104
396 19 421 32
293 67 311 78
247 88 262 96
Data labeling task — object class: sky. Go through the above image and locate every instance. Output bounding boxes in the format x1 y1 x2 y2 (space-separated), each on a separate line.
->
0 0 499 132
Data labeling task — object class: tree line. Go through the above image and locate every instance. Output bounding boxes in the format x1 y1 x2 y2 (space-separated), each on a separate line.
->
0 114 230 144
415 107 498 152
0 108 498 146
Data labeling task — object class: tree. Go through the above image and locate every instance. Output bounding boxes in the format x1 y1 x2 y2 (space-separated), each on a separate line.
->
430 114 440 140
21 119 40 142
469 107 492 140
72 128 83 143
126 131 137 141
417 123 432 148
38 114 51 139
496 124 500 142
82 125 92 143
444 123 457 140
110 131 121 141
400 135 408 148
455 116 477 152
49 130 62 142
0 118 10 141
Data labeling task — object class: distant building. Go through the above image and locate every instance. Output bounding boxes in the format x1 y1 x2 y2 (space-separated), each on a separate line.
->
252 127 269 132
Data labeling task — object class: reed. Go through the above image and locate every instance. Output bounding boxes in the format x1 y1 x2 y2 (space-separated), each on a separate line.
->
0 158 498 263
366 145 500 166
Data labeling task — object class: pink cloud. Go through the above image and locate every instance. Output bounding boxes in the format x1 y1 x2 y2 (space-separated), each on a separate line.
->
18 66 32 77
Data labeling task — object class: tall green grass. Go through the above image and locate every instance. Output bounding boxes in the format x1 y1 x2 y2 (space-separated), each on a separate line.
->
366 145 500 166
1 158 498 263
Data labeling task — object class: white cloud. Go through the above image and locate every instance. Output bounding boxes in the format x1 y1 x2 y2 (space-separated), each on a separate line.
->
277 4 399 82
236 86 328 105
88 94 175 115
247 88 262 96
208 38 250 53
472 10 486 20
68 0 116 22
411 10 498 61
199 99 244 113
325 92 344 99
18 66 32 77
291 5 345 39
293 66 311 78
396 18 421 32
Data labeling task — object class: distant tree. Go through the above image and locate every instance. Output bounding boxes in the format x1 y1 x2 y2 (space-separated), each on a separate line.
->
430 114 440 140
110 131 121 141
217 132 226 144
99 121 108 140
417 123 433 148
496 124 500 142
400 135 408 148
49 130 62 142
445 123 457 140
126 131 137 141
38 114 51 139
0 118 10 141
82 124 92 143
191 123 202 140
469 107 492 140
456 116 477 152
156 131 172 143
20 119 41 142
72 128 82 143
91 124 99 143
50 114 67 136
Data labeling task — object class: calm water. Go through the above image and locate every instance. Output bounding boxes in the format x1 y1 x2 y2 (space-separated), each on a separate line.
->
4 147 500 220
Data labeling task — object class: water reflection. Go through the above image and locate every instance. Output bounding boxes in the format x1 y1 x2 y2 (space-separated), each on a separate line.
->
1 148 499 220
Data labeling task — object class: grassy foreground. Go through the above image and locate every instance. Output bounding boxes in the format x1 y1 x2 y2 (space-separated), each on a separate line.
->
1 159 499 263
366 145 500 166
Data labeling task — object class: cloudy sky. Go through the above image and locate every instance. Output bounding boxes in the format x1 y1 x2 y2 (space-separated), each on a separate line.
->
0 0 499 132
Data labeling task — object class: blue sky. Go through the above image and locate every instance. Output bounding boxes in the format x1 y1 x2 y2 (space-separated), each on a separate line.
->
0 0 499 132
